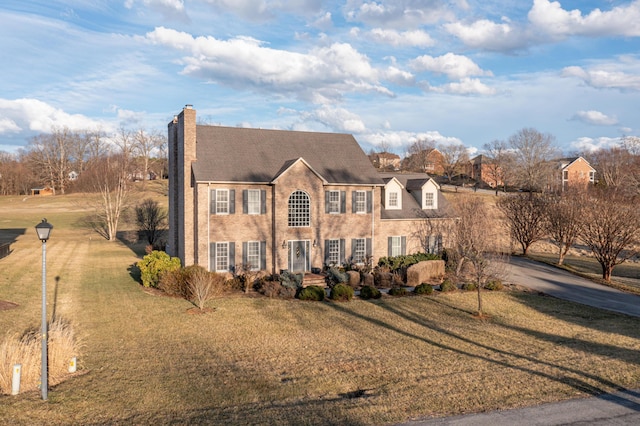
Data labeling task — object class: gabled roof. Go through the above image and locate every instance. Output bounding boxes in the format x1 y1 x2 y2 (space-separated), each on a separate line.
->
192 125 384 185
378 172 450 220
557 156 595 171
382 176 404 189
271 157 328 184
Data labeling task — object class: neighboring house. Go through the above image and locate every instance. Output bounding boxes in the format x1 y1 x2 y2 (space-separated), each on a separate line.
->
167 105 453 275
557 157 596 191
468 155 503 188
370 152 401 170
68 171 79 181
402 148 445 175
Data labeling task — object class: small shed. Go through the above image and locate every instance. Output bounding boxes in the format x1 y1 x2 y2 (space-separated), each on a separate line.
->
31 187 55 196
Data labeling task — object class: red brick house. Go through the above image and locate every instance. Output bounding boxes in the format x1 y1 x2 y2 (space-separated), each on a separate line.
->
468 155 504 188
167 105 453 274
557 157 596 191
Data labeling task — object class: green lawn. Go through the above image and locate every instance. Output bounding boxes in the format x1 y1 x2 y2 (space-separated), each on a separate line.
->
1 191 640 425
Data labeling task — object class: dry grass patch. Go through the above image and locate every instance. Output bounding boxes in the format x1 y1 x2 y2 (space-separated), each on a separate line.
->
0 318 81 395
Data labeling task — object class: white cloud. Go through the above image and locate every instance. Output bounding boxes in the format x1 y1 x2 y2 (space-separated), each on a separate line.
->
146 27 393 103
431 78 496 95
360 129 462 151
528 0 640 38
345 0 455 28
571 110 618 126
0 98 104 134
410 53 492 80
444 19 530 51
0 118 21 134
192 0 325 21
570 136 622 153
303 105 367 133
562 61 640 91
125 0 185 12
368 28 435 47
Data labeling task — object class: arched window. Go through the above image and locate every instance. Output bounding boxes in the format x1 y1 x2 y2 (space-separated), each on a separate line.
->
288 190 310 227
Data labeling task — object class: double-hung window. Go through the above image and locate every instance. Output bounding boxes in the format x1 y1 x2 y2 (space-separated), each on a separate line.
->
327 239 340 265
354 191 366 214
389 192 398 207
353 238 366 264
246 241 260 271
216 189 229 214
328 190 340 214
211 189 235 215
215 242 229 272
389 236 404 257
247 189 261 215
424 192 434 208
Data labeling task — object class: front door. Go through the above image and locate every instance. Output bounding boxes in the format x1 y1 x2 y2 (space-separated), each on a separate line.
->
288 240 310 273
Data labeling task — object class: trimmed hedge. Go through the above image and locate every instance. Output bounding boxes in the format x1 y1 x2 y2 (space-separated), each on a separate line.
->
359 285 382 300
414 283 434 295
297 285 325 301
388 287 408 297
439 279 457 292
330 283 354 301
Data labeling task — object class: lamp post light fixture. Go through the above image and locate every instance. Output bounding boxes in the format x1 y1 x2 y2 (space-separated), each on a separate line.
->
35 218 53 401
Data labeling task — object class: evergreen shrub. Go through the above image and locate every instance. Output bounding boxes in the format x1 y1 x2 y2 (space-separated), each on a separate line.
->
359 285 382 300
330 283 354 301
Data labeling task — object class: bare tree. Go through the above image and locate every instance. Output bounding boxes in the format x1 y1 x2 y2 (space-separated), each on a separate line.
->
497 193 547 255
0 152 37 195
133 129 165 186
482 140 516 195
80 153 130 241
508 128 559 192
438 143 469 183
26 127 78 194
403 139 437 172
135 198 167 246
451 195 504 316
579 189 640 282
591 144 640 196
542 191 584 265
187 266 225 310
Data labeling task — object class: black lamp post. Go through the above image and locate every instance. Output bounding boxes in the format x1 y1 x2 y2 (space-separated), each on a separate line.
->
35 218 53 400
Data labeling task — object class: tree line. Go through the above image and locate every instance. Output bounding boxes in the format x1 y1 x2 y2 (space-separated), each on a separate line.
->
0 126 167 196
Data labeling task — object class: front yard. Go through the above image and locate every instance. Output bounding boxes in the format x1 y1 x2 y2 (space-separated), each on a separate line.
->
1 192 639 425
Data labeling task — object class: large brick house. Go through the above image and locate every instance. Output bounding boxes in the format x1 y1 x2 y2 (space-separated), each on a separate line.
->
168 105 452 275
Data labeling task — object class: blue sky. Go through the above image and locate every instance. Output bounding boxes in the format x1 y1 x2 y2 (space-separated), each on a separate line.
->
1 0 639 156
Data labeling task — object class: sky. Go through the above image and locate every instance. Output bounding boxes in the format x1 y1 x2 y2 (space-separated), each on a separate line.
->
1 0 639 157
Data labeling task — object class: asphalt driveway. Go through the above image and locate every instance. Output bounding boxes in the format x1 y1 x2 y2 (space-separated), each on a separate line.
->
505 256 640 318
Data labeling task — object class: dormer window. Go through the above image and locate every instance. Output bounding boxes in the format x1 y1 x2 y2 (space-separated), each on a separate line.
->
389 192 398 207
424 192 434 209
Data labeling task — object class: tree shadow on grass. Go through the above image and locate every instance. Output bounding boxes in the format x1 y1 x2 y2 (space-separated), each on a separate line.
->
326 297 640 413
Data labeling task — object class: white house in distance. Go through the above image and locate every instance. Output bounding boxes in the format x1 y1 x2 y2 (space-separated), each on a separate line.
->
167 105 453 275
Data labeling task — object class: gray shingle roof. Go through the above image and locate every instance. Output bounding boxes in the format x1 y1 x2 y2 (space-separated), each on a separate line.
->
192 125 384 185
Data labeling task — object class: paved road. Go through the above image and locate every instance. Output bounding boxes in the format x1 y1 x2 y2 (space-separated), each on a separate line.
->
399 257 640 425
506 256 640 318
400 388 640 425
